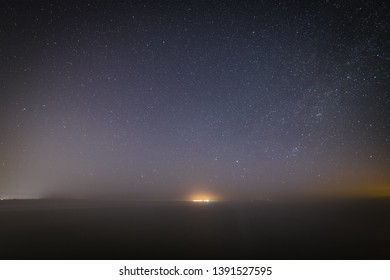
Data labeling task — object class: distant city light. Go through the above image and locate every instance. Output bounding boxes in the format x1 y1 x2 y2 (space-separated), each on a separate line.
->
0 195 42 200
192 199 211 203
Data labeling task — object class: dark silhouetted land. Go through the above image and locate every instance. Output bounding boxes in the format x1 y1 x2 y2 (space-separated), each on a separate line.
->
0 199 389 259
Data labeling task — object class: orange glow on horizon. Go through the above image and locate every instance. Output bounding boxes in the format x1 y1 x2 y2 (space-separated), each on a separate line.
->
186 189 219 202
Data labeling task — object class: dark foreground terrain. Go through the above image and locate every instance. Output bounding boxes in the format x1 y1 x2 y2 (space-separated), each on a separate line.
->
0 199 389 259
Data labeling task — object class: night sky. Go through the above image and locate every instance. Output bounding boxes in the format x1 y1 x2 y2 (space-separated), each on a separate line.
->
1 0 389 200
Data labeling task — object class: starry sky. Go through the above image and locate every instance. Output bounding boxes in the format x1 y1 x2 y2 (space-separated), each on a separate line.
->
0 0 389 200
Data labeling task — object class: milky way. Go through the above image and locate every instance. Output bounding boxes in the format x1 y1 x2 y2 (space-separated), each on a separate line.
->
0 1 389 200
